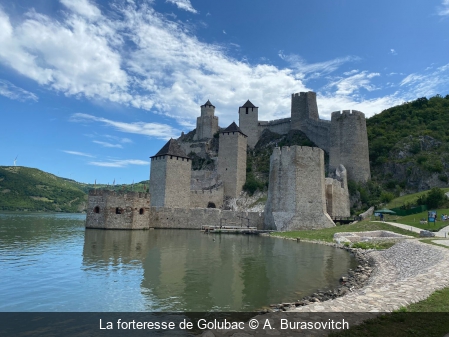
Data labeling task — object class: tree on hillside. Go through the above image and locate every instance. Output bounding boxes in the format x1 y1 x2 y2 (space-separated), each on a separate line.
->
417 187 447 209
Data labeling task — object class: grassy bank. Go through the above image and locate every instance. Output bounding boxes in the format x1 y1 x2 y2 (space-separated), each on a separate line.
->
270 221 419 242
386 188 449 209
392 208 449 231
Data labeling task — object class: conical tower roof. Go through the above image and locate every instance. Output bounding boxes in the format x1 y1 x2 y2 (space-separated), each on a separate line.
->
222 122 247 137
240 100 257 108
201 100 215 108
150 139 189 159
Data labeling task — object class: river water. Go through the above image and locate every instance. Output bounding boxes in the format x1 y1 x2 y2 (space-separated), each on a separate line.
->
0 212 356 312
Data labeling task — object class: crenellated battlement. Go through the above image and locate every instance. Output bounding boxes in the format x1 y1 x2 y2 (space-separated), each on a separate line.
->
88 189 149 199
331 109 366 119
258 117 291 126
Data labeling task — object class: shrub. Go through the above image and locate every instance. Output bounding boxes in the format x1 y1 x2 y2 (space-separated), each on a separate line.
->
417 187 447 209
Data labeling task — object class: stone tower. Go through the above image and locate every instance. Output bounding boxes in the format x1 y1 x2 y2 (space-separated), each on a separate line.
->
149 139 191 208
291 91 319 131
264 146 335 231
218 122 247 198
238 100 259 148
86 190 150 229
329 110 371 183
193 100 219 141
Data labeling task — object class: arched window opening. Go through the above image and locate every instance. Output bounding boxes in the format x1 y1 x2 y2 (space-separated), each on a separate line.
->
94 206 100 213
139 208 145 215
207 202 216 208
116 207 123 214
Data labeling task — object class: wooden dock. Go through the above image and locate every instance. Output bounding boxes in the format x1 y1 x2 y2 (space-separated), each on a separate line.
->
201 225 273 235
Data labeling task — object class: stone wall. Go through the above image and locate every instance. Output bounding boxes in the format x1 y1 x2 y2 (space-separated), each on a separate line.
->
86 190 263 230
86 190 150 229
190 185 224 208
191 170 219 190
258 118 291 137
149 155 191 208
179 141 206 156
238 106 259 148
149 207 264 229
304 118 331 152
218 131 247 198
325 165 350 218
264 146 335 231
148 157 166 207
329 110 371 183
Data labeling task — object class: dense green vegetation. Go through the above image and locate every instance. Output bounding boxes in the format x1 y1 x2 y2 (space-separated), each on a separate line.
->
386 187 449 209
367 95 449 167
0 166 88 212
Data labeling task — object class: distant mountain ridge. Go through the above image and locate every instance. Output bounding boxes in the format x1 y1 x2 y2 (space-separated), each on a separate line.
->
0 166 148 212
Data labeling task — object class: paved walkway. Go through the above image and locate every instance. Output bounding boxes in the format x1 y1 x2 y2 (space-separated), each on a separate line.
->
373 220 449 238
432 240 449 247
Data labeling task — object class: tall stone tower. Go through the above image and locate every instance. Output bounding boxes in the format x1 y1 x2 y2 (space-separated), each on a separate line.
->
238 100 259 148
149 139 191 208
264 146 335 231
193 100 219 141
329 110 371 183
291 91 319 131
218 122 247 198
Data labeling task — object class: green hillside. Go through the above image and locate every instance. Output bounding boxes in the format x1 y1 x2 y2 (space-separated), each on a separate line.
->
0 166 89 212
368 95 449 167
368 95 449 185
0 166 149 212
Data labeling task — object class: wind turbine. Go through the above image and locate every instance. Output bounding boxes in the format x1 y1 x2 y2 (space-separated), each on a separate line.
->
13 156 18 167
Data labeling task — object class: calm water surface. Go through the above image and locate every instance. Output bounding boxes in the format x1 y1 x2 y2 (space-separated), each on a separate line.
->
0 212 356 312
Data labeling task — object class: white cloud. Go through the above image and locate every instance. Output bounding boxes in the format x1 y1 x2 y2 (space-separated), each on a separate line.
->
343 70 359 76
166 0 198 13
63 150 95 157
60 0 101 20
0 79 38 101
0 6 129 102
89 159 149 167
223 30 226 34
70 113 180 140
317 93 404 120
390 49 397 55
279 53 360 79
399 64 449 97
93 140 123 148
324 71 380 96
438 0 449 15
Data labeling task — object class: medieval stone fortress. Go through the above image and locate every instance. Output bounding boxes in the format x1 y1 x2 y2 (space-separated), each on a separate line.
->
86 91 371 231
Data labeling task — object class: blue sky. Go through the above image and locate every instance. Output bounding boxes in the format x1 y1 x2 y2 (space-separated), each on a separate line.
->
1 0 448 184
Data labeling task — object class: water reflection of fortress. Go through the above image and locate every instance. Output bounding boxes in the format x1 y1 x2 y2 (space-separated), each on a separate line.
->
82 229 355 311
86 92 370 231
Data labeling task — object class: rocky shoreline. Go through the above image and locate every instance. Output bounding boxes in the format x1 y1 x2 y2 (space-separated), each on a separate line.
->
266 241 375 312
201 238 449 336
